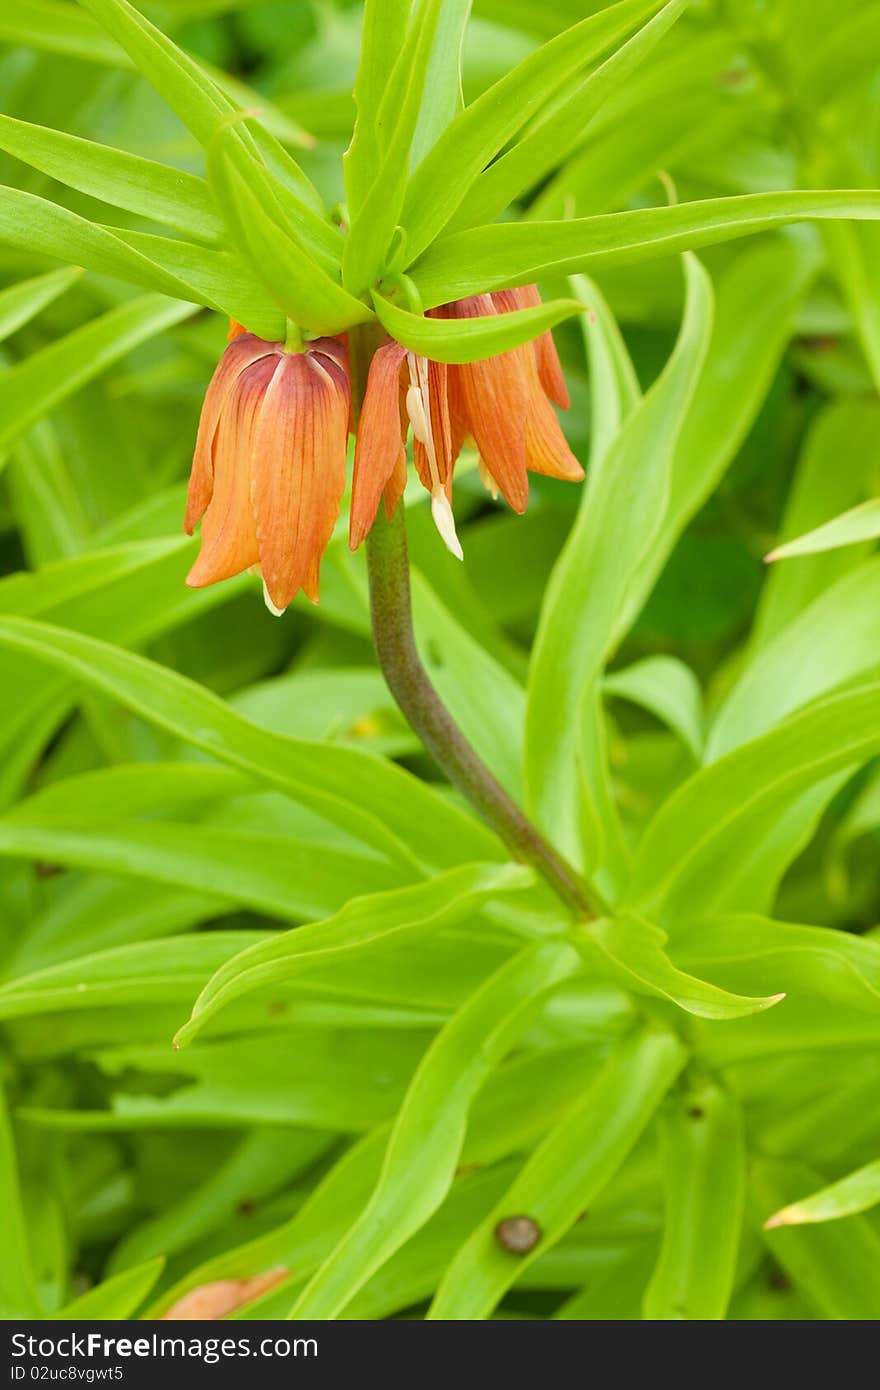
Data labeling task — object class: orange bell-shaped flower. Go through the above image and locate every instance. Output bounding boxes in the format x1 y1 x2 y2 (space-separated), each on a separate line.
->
349 285 582 557
185 332 350 612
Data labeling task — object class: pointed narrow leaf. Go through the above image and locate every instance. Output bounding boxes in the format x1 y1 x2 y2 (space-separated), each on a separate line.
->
371 291 582 362
447 0 687 237
428 1027 685 1319
402 0 669 261
0 267 82 345
175 864 532 1046
0 617 501 873
579 916 783 1020
0 114 224 242
766 498 880 561
643 1081 745 1320
0 296 198 461
210 149 372 334
54 1259 165 1319
290 941 580 1319
766 1161 880 1229
410 191 880 307
344 0 411 212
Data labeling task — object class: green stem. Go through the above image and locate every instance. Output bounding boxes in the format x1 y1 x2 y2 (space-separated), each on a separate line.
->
365 505 605 920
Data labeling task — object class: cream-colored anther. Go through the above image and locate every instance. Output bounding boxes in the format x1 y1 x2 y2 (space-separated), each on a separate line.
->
431 486 464 560
405 385 430 445
261 577 286 617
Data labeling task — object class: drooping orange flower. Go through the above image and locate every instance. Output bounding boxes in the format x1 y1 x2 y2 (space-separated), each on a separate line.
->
185 287 580 610
349 285 583 557
184 331 350 612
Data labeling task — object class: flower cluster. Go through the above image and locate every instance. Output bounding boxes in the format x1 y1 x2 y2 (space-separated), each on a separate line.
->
185 288 583 614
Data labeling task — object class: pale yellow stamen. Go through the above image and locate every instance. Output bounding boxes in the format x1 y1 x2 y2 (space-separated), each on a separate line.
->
431 486 463 561
405 384 430 445
262 578 286 617
248 565 286 616
406 351 441 490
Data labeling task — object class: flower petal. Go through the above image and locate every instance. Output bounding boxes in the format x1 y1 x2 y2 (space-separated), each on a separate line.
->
186 354 275 588
185 333 278 534
251 349 349 609
525 389 584 481
350 340 407 550
411 354 455 498
445 295 529 512
492 285 570 409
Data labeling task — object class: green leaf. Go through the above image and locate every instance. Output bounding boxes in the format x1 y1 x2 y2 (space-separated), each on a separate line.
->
0 267 82 345
0 617 501 874
342 0 468 296
672 913 880 1017
109 1131 332 1275
765 1160 880 1229
751 1159 880 1320
412 572 526 798
77 0 317 171
24 1027 435 1131
0 814 400 924
0 186 205 301
409 0 473 166
525 255 712 877
0 931 265 1018
402 0 670 262
427 1026 685 1319
290 940 580 1319
409 191 880 307
604 656 703 760
209 147 372 335
578 916 783 1020
4 1 312 148
707 559 880 760
344 0 411 213
626 683 880 925
0 114 224 243
104 226 288 335
752 401 880 651
619 239 818 635
147 1128 391 1315
53 1258 165 1319
174 863 532 1046
765 498 880 562
446 0 688 238
0 295 199 462
0 1092 42 1318
0 0 124 65
371 289 582 362
574 272 641 461
643 1080 745 1319
554 1242 658 1320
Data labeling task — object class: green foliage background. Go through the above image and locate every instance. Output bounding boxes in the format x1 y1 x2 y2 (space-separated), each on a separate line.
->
0 0 879 1321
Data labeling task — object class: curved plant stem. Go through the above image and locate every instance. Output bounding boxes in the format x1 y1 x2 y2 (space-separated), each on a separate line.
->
365 505 606 920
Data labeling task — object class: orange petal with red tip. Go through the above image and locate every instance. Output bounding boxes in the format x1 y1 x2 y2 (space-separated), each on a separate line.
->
186 355 275 588
445 295 529 512
491 285 570 409
251 350 349 610
185 333 277 535
350 340 407 550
